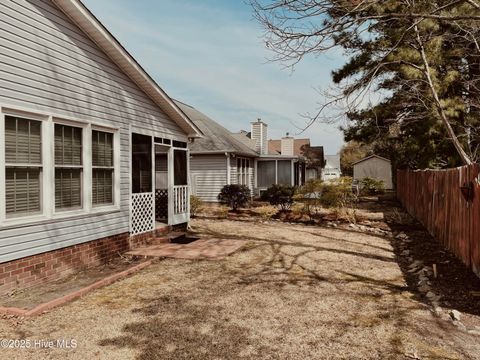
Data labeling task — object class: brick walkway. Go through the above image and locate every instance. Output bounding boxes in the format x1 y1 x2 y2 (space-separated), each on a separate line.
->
126 238 245 260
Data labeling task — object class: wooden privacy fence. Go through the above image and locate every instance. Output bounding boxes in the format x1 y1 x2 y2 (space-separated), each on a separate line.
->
397 164 480 277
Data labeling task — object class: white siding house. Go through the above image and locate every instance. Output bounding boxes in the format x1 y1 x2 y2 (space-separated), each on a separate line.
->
322 155 341 180
0 0 201 294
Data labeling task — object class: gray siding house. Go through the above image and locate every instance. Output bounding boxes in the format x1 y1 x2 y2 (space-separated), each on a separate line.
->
353 155 393 190
178 103 305 201
0 0 201 294
176 102 257 202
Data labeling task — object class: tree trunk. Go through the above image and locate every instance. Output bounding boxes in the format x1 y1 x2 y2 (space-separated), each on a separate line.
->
414 24 473 165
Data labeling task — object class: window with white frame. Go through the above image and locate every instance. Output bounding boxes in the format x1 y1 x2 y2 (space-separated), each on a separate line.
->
237 158 250 186
54 124 82 210
92 130 114 205
4 116 42 217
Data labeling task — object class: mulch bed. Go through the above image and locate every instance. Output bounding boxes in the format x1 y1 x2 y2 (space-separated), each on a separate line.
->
390 220 480 319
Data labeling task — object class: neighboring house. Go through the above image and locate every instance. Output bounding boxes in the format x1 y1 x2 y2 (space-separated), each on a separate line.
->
180 107 305 201
268 137 324 182
0 0 201 295
176 101 257 202
353 155 393 190
322 155 342 180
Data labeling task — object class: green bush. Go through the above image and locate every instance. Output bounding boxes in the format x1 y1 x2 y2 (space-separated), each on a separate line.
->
320 177 355 208
190 195 203 217
217 184 251 211
262 184 295 211
360 177 385 195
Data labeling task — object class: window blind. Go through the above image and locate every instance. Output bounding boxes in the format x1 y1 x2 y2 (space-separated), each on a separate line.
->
5 116 42 216
54 124 83 210
92 130 114 205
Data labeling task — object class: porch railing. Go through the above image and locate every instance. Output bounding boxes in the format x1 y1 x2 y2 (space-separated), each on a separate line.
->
173 185 189 215
130 192 155 235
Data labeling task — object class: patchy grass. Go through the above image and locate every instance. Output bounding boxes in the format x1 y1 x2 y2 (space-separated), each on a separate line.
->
0 219 479 359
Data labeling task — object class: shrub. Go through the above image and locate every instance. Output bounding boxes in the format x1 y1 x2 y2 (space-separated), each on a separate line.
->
262 184 295 211
321 177 359 223
217 184 251 211
190 195 203 217
320 177 355 208
360 177 385 195
294 179 323 217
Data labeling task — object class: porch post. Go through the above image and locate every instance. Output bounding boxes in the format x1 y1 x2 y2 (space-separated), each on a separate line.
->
187 148 191 217
151 138 155 230
291 159 295 186
226 153 231 185
128 125 132 233
275 160 278 184
167 147 174 225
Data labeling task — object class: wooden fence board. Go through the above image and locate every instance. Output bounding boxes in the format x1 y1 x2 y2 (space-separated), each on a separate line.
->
397 165 480 277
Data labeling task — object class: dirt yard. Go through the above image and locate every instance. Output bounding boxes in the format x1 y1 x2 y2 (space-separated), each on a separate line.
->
1 210 479 359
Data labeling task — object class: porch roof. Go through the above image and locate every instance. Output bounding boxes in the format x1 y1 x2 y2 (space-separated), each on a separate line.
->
174 101 258 157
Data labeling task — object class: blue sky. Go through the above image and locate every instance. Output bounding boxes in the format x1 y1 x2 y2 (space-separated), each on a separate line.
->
82 0 345 154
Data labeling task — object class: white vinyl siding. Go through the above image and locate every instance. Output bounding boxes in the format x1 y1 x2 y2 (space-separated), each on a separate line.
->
190 154 228 202
5 116 42 216
0 0 188 263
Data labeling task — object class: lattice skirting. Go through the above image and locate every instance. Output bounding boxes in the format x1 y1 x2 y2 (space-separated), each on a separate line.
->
155 189 168 221
131 192 154 235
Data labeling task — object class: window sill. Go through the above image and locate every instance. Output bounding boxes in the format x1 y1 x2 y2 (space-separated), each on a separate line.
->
0 208 123 231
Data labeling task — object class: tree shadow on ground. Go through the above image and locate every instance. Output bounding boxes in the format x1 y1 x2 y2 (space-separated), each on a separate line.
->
97 217 478 360
98 293 274 360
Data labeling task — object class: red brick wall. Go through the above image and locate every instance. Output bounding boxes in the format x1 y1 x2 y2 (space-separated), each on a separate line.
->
0 232 133 296
0 222 186 296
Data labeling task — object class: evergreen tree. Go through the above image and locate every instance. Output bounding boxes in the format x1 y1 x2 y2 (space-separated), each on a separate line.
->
251 0 480 167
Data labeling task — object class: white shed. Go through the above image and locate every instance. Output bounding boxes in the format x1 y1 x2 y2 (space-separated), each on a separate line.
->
353 155 393 190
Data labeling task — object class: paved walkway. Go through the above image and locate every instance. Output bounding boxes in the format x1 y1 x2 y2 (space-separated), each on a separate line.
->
126 238 245 260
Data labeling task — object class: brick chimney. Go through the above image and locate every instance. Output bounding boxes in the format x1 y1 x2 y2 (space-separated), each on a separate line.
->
250 118 268 155
281 133 294 156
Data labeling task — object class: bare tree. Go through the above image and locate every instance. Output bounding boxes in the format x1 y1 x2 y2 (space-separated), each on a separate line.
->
250 0 480 165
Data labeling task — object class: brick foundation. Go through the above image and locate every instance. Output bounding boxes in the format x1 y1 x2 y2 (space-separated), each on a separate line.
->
0 225 177 296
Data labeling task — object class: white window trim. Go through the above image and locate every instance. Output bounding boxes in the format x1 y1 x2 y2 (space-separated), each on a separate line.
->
2 111 48 223
52 120 87 215
0 104 120 228
236 157 250 186
91 127 116 208
0 110 6 225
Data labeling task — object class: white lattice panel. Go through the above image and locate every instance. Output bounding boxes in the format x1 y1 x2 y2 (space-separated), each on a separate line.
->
130 192 155 235
174 185 188 215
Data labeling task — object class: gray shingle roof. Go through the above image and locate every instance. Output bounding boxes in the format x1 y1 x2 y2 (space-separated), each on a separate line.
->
175 101 258 157
230 132 257 151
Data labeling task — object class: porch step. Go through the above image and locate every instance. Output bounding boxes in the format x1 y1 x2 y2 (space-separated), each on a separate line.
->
156 231 187 244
